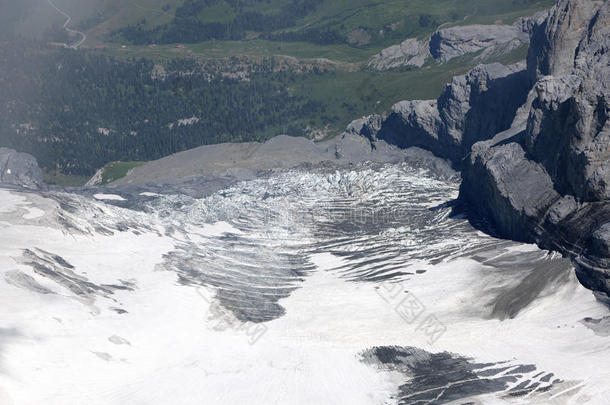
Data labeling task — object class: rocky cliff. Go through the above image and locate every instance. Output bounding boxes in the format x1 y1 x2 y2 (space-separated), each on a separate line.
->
367 12 547 71
429 24 529 63
0 147 43 189
351 0 610 298
356 62 531 166
461 0 609 297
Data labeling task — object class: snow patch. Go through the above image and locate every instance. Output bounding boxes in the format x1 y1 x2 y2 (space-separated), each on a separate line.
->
22 207 45 220
93 193 126 201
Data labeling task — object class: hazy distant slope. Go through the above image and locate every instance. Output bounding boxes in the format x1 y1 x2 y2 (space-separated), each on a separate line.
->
0 0 553 181
1 0 553 47
0 0 184 43
111 0 554 47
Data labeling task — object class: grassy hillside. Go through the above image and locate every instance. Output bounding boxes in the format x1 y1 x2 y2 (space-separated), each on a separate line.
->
109 0 552 47
0 0 184 43
0 0 552 180
2 0 553 48
97 161 146 185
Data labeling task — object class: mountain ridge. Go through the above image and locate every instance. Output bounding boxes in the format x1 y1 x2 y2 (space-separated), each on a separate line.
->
347 0 610 298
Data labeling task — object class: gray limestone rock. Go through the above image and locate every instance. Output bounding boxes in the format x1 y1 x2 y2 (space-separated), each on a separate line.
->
527 0 602 81
343 114 385 143
367 9 547 71
353 0 610 297
430 24 529 63
461 142 559 241
592 223 610 257
525 0 610 202
375 62 530 165
0 147 43 189
515 10 550 36
458 0 610 297
367 38 430 70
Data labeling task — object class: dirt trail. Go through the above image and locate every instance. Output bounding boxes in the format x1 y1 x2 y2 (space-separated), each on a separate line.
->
47 0 86 49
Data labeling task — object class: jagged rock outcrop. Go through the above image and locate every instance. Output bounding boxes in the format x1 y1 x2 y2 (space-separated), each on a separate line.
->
368 13 544 71
352 0 610 297
459 0 610 297
367 38 430 70
430 24 529 63
0 147 43 189
461 142 560 241
515 10 550 36
343 114 385 143
527 0 602 80
371 62 530 165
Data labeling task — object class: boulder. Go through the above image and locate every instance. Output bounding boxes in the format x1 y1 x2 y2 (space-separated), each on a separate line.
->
0 147 43 189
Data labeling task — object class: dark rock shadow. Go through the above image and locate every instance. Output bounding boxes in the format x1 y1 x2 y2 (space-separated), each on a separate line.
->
362 346 565 404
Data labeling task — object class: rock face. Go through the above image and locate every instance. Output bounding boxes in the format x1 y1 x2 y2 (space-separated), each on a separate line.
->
0 147 43 189
352 0 610 297
429 24 529 63
527 0 602 80
459 0 610 297
368 15 541 71
515 10 550 36
461 142 560 241
367 38 430 70
369 62 530 165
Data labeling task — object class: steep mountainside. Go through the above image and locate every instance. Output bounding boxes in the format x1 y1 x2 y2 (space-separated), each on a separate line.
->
461 0 610 297
348 0 610 298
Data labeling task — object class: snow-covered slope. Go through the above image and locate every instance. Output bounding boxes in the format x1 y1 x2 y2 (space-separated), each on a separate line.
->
0 161 609 404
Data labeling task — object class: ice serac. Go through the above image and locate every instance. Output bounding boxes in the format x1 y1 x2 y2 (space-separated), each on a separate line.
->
460 0 610 297
0 147 43 189
373 62 530 165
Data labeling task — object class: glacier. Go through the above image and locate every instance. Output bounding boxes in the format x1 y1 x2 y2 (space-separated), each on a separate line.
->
1 161 609 404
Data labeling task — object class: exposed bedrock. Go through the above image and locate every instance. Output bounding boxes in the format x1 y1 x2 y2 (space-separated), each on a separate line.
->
527 0 602 81
363 62 530 166
0 147 43 189
350 0 610 297
429 24 529 63
367 11 548 71
459 0 610 297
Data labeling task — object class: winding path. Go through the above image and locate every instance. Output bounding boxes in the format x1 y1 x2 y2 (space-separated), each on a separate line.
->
47 0 86 49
